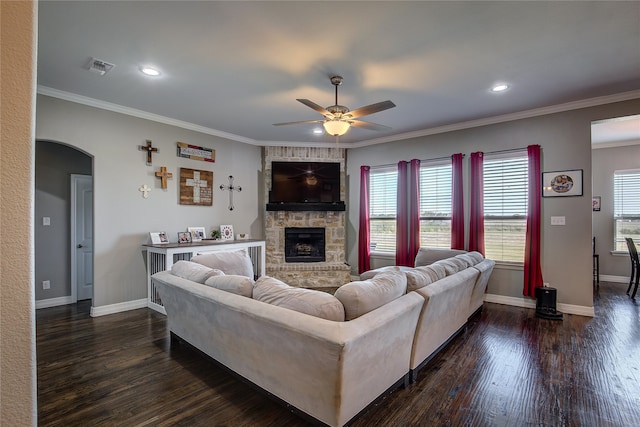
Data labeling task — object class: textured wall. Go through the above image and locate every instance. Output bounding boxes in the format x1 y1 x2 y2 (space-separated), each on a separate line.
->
1 1 38 424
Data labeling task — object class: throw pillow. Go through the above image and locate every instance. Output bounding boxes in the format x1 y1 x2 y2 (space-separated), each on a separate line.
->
171 260 224 284
191 249 254 277
334 269 407 320
204 275 254 298
253 276 345 322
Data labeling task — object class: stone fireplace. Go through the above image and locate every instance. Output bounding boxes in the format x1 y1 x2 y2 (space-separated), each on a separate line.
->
264 146 351 289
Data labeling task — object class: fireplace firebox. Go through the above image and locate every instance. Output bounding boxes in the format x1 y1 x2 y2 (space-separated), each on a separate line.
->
285 227 325 263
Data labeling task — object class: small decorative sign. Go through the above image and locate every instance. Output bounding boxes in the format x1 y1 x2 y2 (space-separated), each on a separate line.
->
177 142 215 163
180 168 213 206
149 231 169 245
592 196 601 212
220 225 234 241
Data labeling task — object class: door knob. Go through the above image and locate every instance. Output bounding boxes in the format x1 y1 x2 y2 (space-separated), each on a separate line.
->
77 244 83 248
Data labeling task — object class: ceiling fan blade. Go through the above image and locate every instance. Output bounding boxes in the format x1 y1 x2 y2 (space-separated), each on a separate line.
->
297 99 333 117
273 119 324 126
346 100 396 119
349 120 392 131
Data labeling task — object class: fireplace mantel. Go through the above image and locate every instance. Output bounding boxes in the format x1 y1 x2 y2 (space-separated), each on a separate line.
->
266 201 346 212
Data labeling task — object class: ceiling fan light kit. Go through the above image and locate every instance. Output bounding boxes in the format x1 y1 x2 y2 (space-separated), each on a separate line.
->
274 75 395 138
323 120 350 136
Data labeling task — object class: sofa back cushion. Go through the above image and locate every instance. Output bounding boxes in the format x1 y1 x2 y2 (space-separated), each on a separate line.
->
431 259 463 276
191 249 254 277
204 275 254 298
414 247 467 267
405 265 447 292
253 276 345 321
334 269 407 320
171 260 224 284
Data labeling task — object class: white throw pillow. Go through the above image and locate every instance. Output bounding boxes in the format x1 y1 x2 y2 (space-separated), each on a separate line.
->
204 275 254 298
191 249 254 277
334 269 407 320
253 276 345 322
171 260 224 284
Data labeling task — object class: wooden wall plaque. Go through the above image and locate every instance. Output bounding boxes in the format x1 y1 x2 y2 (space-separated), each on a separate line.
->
179 168 213 206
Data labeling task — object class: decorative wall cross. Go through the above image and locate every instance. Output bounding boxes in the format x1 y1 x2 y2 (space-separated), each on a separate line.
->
139 184 151 199
219 175 242 211
185 171 208 204
155 166 173 189
138 140 158 165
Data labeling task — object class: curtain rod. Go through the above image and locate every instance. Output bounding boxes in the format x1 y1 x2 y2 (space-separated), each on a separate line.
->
369 154 465 170
483 147 529 156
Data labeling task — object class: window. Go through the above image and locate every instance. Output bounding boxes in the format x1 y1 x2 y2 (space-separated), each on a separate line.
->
614 170 640 251
483 152 528 263
419 161 452 248
369 167 397 253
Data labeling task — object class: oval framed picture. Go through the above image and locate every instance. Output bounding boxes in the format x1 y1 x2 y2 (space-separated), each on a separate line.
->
542 169 583 197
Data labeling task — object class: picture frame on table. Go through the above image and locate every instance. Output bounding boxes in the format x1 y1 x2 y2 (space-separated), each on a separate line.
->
542 169 583 197
220 224 234 241
150 231 169 245
236 233 250 240
177 231 192 244
187 226 206 242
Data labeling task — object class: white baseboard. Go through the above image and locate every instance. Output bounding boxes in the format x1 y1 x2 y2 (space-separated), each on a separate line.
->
90 298 148 317
599 275 629 284
35 296 74 309
484 293 595 317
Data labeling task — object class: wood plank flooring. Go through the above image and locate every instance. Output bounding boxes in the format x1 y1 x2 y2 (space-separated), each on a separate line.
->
37 282 640 426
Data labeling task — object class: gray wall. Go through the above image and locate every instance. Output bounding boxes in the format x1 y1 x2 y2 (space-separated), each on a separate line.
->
346 99 640 309
36 95 263 309
35 141 92 300
592 143 640 278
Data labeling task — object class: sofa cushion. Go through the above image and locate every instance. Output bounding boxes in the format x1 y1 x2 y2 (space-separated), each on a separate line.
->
405 265 447 292
454 253 474 268
253 276 345 321
171 260 225 284
204 274 254 298
414 247 467 267
431 259 462 276
466 251 485 264
334 269 407 320
359 265 412 280
191 249 254 277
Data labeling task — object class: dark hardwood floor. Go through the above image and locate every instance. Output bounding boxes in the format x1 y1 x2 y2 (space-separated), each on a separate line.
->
37 282 640 426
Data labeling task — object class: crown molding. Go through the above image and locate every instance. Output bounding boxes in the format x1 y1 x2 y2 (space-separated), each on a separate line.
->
37 86 260 145
38 86 640 149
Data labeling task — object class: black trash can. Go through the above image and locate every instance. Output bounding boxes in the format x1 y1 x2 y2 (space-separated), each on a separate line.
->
535 286 563 320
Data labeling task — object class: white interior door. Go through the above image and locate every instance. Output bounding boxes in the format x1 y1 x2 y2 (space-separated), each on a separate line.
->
72 174 93 302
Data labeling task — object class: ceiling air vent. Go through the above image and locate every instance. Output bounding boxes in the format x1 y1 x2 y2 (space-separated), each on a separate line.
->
86 57 115 76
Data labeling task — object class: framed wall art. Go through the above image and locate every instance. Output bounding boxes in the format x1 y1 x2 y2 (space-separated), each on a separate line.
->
542 169 583 197
179 168 213 206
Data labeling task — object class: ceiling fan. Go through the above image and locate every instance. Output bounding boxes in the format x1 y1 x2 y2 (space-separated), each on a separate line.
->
273 75 396 136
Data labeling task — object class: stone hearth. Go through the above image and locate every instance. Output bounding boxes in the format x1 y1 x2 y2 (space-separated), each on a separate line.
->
264 147 351 289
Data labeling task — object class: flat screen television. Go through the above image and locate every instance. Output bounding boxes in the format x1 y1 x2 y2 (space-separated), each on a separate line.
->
268 162 344 210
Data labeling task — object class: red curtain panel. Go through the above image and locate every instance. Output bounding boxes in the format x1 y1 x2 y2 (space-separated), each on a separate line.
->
358 165 371 274
451 153 465 250
524 145 544 297
469 152 485 255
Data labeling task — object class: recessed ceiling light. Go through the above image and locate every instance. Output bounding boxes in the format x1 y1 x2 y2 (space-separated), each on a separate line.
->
141 67 160 77
491 83 509 92
313 128 323 135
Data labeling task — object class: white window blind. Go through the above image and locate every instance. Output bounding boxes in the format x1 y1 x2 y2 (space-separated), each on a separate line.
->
419 162 452 248
483 153 528 263
369 167 397 252
614 170 640 251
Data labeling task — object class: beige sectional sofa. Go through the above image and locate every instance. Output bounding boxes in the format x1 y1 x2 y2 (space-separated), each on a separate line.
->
151 247 494 427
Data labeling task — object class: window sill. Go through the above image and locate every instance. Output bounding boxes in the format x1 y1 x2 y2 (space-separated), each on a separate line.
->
370 251 395 260
610 251 630 257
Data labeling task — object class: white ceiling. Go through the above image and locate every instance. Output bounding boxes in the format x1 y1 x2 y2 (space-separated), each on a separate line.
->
36 1 640 147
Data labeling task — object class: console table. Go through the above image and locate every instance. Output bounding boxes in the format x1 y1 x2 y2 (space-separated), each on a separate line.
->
142 239 265 314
